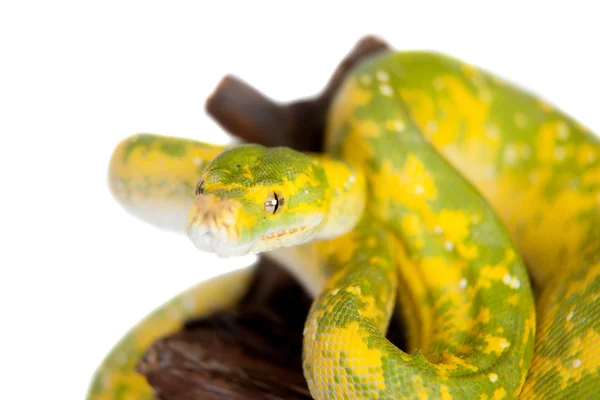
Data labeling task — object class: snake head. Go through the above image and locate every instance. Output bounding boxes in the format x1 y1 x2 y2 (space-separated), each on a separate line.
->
187 144 329 257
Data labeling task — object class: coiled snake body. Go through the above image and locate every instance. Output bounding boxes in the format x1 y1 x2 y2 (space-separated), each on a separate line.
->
89 51 600 399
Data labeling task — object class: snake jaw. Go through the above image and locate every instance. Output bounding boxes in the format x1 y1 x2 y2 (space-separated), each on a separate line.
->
186 194 252 257
254 214 324 253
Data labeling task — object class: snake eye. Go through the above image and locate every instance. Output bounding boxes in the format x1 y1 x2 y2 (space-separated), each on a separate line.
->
195 180 205 196
264 190 284 215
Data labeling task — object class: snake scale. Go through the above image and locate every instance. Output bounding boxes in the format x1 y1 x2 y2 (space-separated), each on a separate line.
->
88 50 600 399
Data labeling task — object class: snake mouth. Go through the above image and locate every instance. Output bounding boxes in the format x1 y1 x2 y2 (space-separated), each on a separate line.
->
251 225 311 253
255 214 323 252
258 225 309 243
186 194 250 257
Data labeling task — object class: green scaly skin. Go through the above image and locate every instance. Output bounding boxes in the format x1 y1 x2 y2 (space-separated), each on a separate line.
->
88 50 599 400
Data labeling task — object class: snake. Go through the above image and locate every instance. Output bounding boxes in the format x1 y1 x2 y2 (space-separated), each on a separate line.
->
88 50 600 399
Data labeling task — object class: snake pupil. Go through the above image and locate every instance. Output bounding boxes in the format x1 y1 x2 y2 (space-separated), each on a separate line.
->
273 192 279 213
264 191 284 215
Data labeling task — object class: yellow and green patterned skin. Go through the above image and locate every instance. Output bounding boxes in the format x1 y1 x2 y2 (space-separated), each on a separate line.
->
367 53 600 399
89 50 600 399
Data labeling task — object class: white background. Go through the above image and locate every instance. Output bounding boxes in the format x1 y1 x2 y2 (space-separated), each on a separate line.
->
1 1 599 399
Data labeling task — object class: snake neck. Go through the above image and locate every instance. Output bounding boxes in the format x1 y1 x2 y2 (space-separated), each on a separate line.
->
310 155 366 241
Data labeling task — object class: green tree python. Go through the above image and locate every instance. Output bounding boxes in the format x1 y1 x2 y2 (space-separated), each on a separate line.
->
88 50 600 399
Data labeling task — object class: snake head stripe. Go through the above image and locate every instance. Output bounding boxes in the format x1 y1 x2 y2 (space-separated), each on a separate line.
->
187 144 332 257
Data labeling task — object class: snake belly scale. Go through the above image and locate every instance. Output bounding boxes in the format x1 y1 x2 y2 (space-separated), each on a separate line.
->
88 50 600 399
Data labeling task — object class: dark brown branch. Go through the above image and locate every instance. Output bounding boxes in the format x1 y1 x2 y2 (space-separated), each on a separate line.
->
206 35 389 152
138 260 313 400
206 76 289 147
